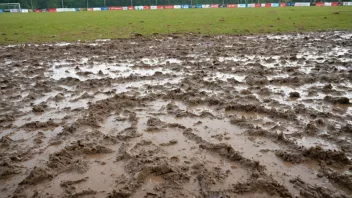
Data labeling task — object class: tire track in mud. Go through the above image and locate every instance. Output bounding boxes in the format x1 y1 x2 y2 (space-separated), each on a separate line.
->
1 31 352 198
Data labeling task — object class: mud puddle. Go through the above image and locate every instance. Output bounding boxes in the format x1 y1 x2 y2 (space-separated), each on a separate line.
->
1 31 352 198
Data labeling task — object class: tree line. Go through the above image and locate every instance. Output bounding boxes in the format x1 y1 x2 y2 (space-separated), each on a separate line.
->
0 0 313 9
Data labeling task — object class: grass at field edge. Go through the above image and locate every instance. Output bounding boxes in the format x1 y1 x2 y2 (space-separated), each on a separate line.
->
0 6 352 44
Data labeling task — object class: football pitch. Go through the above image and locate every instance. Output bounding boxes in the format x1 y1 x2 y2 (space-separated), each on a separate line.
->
1 4 352 198
0 6 352 44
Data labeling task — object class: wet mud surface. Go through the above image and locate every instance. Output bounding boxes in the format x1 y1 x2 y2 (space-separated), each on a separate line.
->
1 31 352 198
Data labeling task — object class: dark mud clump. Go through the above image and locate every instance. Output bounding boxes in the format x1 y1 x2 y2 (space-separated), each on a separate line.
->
303 146 350 166
305 122 319 135
47 142 113 172
22 120 59 129
159 139 178 146
116 127 142 140
0 161 22 178
324 96 350 104
289 91 300 98
32 104 46 112
275 150 305 164
290 177 348 198
20 166 53 185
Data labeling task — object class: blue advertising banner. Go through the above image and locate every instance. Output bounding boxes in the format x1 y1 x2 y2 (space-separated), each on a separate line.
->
271 3 279 7
181 5 190 8
101 7 108 10
134 6 144 10
75 8 79 11
0 9 4 13
286 2 295 6
196 4 202 8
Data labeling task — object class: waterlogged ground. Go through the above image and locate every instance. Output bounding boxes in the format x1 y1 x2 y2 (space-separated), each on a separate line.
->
0 31 352 198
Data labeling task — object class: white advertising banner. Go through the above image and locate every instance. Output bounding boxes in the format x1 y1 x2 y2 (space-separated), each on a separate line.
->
57 8 76 12
294 2 310 6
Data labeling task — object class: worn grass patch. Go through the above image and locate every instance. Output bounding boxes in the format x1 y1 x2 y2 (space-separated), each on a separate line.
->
0 6 352 44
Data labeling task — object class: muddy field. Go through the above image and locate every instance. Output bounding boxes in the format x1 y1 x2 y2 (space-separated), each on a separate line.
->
0 31 352 198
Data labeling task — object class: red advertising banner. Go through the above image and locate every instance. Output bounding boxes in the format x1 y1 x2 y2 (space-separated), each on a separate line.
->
47 8 56 12
164 5 174 9
331 2 339 6
255 4 261 7
35 9 42 12
87 8 93 11
280 3 286 7
227 4 237 8
316 2 324 6
211 4 219 8
109 7 123 10
144 6 151 9
157 5 164 9
265 3 271 7
128 6 134 10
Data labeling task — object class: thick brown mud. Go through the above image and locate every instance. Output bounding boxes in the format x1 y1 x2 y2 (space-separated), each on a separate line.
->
1 31 352 198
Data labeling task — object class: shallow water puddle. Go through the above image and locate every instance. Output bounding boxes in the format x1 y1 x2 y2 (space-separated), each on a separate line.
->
146 175 165 183
295 136 338 150
141 57 182 65
48 58 183 81
204 72 246 82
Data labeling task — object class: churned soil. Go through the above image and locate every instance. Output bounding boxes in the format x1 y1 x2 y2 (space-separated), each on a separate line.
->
0 31 352 198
